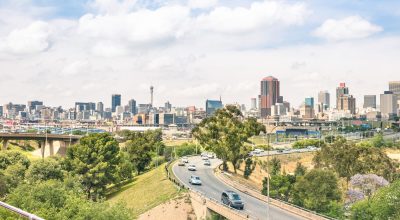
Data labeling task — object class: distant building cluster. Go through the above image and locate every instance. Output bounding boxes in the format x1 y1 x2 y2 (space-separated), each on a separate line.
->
1 80 399 127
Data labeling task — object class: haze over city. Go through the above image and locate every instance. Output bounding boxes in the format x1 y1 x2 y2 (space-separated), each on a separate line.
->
1 0 399 108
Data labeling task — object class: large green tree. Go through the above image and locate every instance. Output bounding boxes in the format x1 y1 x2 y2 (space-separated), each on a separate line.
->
192 106 265 172
26 158 63 183
64 133 121 200
313 137 397 183
121 129 164 174
4 180 131 220
292 169 342 216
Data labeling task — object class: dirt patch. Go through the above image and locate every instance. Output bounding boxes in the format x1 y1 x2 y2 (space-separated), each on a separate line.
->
386 149 400 161
138 194 196 220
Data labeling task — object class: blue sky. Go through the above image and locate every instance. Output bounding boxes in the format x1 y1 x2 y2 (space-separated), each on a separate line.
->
0 0 399 109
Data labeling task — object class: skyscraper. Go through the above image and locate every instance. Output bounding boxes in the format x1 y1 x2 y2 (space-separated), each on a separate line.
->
128 99 137 114
363 95 377 109
259 76 280 117
318 91 330 109
111 94 121 112
206 99 223 116
305 97 314 108
27 101 43 112
380 91 397 119
251 98 257 110
150 86 154 107
336 83 349 109
96 102 104 113
165 101 172 112
389 81 400 101
337 95 356 114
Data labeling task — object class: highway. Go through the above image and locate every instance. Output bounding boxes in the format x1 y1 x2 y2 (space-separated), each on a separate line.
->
172 156 304 220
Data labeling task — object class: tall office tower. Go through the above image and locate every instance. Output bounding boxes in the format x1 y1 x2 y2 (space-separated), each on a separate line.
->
363 95 377 109
305 97 314 108
318 91 330 109
27 101 43 113
164 101 172 112
206 99 223 116
389 81 400 101
88 102 96 111
96 102 104 113
259 76 280 117
150 86 154 107
336 83 349 108
251 98 257 110
337 95 357 114
111 94 121 112
0 106 3 117
380 91 397 119
128 99 137 114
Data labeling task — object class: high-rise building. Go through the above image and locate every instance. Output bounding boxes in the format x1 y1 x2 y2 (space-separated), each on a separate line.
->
259 76 280 117
336 83 349 109
0 106 3 117
389 81 400 101
150 86 154 107
318 91 330 109
337 95 356 114
305 97 314 108
75 102 94 112
206 99 223 116
380 91 397 119
165 101 172 113
111 94 121 112
363 95 377 109
250 98 257 110
28 101 43 112
96 102 104 113
128 99 137 114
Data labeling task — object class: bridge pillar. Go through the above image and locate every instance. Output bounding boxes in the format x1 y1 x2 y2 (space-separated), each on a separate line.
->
39 141 45 159
58 141 67 156
2 139 8 150
49 140 54 156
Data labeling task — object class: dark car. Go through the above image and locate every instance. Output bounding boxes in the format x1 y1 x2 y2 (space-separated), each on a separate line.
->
221 190 244 210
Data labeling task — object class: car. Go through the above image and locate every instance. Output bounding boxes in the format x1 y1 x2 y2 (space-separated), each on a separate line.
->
221 190 244 210
178 160 185 166
189 175 202 185
182 157 189 163
277 149 283 153
204 160 211 166
202 155 208 160
207 154 215 159
188 164 197 171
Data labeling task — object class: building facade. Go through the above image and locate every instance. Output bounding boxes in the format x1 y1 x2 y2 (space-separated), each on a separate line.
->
363 95 377 109
380 91 397 119
318 91 330 109
259 76 280 117
206 99 223 116
111 94 121 112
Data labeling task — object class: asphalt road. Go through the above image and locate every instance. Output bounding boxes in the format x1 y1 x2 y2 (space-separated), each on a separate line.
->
172 156 304 220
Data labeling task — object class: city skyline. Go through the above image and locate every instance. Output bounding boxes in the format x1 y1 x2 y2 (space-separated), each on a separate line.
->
0 0 399 108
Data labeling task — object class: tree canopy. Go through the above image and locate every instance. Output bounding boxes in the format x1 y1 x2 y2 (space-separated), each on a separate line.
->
192 106 265 172
64 133 121 200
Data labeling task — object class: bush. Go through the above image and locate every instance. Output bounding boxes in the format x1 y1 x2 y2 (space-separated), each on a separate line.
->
292 139 324 149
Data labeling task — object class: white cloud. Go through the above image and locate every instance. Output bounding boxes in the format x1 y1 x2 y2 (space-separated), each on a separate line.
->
196 1 308 34
313 16 383 41
89 0 138 14
0 21 50 55
77 6 190 55
188 0 218 9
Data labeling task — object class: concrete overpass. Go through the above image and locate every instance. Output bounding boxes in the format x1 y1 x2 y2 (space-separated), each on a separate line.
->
0 133 81 158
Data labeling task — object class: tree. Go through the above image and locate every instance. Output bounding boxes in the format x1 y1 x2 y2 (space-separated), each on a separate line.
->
121 130 164 174
0 151 30 170
64 133 121 200
25 158 63 183
294 162 307 177
348 174 389 203
313 138 397 184
351 179 400 220
243 158 254 179
263 174 296 202
4 180 131 220
192 106 265 172
293 169 342 216
269 157 281 176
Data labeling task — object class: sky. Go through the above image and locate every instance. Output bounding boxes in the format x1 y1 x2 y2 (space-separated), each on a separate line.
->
0 0 399 109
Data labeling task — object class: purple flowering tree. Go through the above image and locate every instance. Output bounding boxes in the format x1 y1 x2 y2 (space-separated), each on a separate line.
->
347 173 389 204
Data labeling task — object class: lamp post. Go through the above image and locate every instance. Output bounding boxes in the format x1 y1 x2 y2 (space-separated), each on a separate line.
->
261 125 278 220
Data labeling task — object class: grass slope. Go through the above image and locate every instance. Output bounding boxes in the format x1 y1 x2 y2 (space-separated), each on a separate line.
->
107 164 179 218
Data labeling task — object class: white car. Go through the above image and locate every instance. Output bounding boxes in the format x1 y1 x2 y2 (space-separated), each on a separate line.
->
182 157 189 163
207 154 215 159
189 175 202 185
188 164 197 171
202 155 209 160
204 160 211 166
